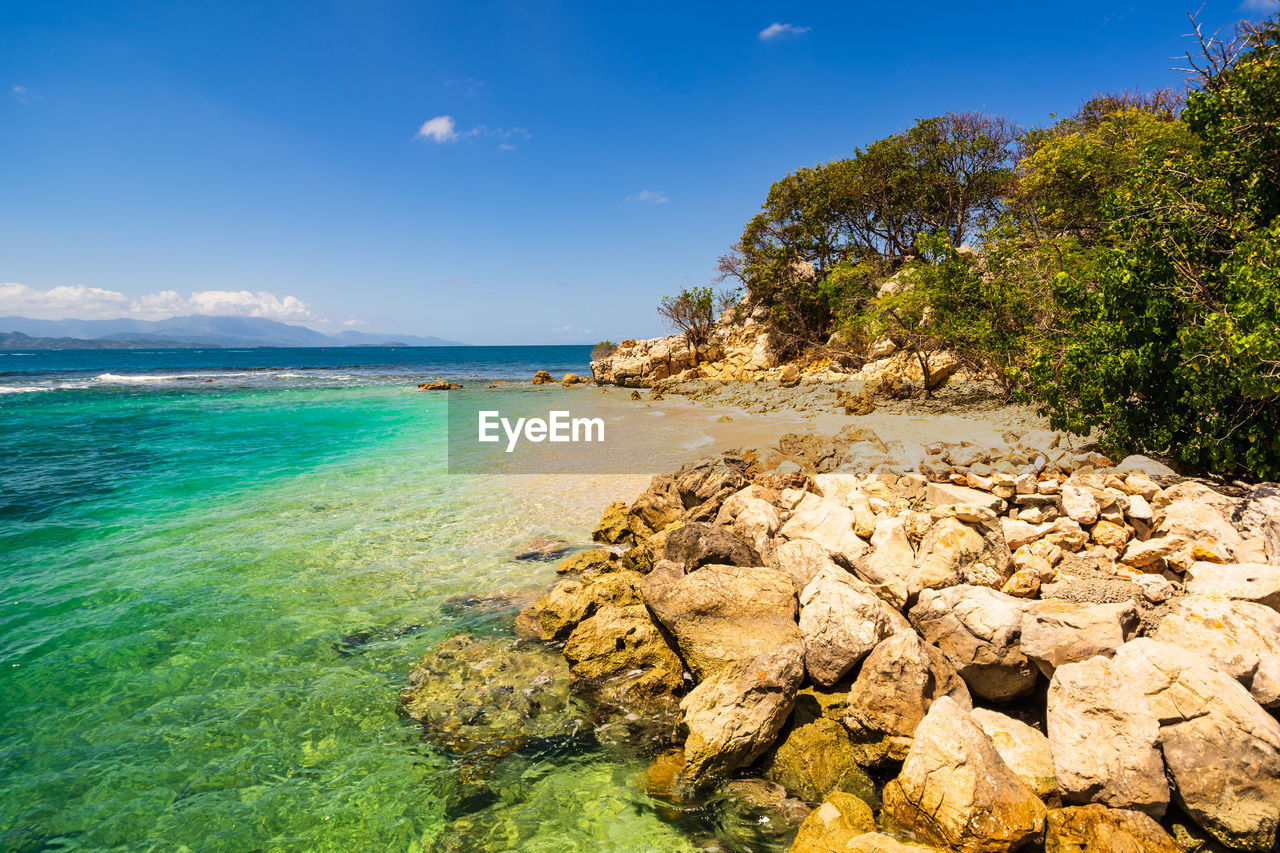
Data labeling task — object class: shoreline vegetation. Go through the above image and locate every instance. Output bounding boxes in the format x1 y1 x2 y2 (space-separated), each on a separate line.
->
401 15 1280 853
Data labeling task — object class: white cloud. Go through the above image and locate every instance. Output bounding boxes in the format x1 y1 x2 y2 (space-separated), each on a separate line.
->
415 115 460 143
415 117 530 147
0 282 313 322
11 85 42 104
759 22 811 40
626 190 669 204
1239 0 1278 12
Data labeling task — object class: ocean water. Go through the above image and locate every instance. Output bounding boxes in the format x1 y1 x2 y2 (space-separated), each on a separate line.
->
0 347 715 852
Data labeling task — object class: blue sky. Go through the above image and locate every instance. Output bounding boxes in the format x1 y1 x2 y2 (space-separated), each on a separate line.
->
2 0 1275 344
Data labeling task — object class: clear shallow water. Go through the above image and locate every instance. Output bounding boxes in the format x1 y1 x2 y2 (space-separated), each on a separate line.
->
0 347 705 852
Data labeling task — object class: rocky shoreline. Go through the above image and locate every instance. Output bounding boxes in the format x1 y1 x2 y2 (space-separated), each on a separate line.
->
396 367 1280 851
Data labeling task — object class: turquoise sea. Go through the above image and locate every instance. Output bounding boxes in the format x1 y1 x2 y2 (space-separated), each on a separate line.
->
0 347 717 852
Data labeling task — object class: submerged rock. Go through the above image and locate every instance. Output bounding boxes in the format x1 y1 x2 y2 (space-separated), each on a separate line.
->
787 791 876 853
760 716 878 807
399 634 589 760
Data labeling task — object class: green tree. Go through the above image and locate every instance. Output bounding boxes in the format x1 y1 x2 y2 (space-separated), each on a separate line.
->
737 112 1016 352
1035 15 1280 477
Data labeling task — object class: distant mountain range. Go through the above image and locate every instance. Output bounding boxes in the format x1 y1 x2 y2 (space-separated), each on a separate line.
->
0 315 464 349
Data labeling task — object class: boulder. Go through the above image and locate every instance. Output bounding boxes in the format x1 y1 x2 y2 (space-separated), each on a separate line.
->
1046 657 1168 817
1184 561 1280 612
1112 638 1280 850
912 517 986 592
679 643 805 792
1152 594 1280 707
774 539 840 591
844 630 971 749
971 708 1057 802
780 494 869 565
641 562 801 680
673 455 750 519
715 493 781 554
909 586 1038 703
799 565 909 686
1116 455 1177 478
1020 599 1139 676
1044 805 1180 853
839 834 944 852
761 716 877 806
1061 485 1100 525
662 522 762 571
628 474 684 534
536 570 646 641
554 548 617 575
927 481 1005 513
592 500 635 545
400 634 588 760
561 599 685 714
1155 498 1247 564
857 516 915 609
1002 517 1052 550
881 696 1047 853
787 792 876 853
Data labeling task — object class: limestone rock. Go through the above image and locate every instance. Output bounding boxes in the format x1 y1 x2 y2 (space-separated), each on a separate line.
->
1046 656 1168 817
1062 485 1100 525
662 521 762 571
562 599 684 712
761 716 877 806
909 585 1038 703
774 538 839 591
856 516 914 608
1116 455 1177 478
1044 805 1180 853
927 481 1004 513
1112 638 1280 850
679 643 805 792
845 630 971 746
1152 594 1280 707
912 517 986 592
641 562 800 680
1020 599 1139 676
787 792 876 853
881 696 1047 853
781 494 869 565
1184 561 1280 612
554 548 617 575
971 708 1057 801
840 834 944 852
799 565 909 686
536 570 645 641
400 634 588 759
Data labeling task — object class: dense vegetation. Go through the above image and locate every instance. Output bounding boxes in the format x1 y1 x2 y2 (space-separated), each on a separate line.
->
698 15 1280 479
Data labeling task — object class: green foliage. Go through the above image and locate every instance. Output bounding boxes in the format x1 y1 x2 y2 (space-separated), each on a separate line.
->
657 286 719 354
591 340 618 361
1012 106 1193 241
1034 16 1280 478
738 112 1016 350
